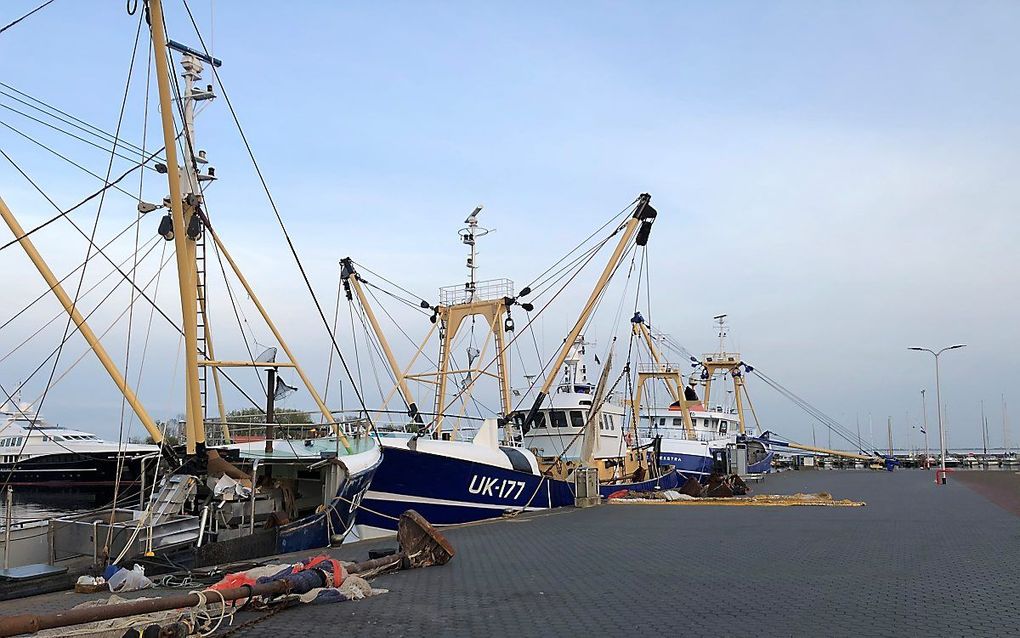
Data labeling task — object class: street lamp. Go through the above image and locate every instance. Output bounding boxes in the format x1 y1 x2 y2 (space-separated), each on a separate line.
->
908 344 966 484
920 389 930 469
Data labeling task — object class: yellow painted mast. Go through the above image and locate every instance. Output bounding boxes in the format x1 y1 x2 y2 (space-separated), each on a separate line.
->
340 258 422 424
148 0 204 454
0 196 164 443
630 317 695 437
523 194 658 429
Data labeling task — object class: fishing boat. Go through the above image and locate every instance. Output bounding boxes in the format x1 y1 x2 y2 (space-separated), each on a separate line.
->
0 0 380 571
0 395 159 488
342 195 674 537
630 314 773 478
514 336 676 490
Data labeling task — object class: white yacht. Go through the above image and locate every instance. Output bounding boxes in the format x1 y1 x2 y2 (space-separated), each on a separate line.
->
0 395 159 487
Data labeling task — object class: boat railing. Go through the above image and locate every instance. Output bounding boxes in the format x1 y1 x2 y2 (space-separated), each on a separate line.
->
701 352 741 365
636 362 685 374
439 277 513 306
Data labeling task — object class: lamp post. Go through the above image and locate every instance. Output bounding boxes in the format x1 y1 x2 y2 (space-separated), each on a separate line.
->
909 344 966 484
920 389 930 469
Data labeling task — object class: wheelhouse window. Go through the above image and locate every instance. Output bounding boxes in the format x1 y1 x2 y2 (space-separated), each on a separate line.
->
719 422 728 434
659 417 666 426
550 411 568 428
569 411 585 427
534 413 547 428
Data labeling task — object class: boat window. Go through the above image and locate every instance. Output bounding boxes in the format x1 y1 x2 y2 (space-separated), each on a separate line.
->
570 411 584 427
673 418 682 426
607 415 615 431
720 423 728 434
550 411 568 428
659 417 665 426
534 413 547 428
574 385 590 394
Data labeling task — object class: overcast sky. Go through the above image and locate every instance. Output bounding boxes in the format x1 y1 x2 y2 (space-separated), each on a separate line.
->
0 1 1017 451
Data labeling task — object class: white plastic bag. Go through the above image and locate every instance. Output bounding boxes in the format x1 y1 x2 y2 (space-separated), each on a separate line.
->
108 564 153 592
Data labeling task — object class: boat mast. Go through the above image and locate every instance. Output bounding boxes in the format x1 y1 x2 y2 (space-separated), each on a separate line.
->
700 315 747 434
176 42 230 444
148 7 350 452
404 206 517 439
148 0 204 454
523 194 657 429
340 258 423 424
630 315 695 437
1003 394 1009 455
981 400 987 456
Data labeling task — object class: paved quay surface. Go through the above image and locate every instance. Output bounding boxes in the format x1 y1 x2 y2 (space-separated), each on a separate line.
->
0 470 1016 636
234 470 1019 637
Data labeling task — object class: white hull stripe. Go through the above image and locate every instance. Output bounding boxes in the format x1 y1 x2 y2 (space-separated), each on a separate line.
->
364 490 546 512
0 467 99 472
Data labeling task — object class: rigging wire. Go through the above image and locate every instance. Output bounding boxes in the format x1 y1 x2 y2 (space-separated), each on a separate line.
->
209 240 266 397
0 213 153 334
0 102 158 169
0 0 57 36
0 235 162 365
0 118 144 201
109 17 150 541
321 273 344 420
0 144 164 253
520 198 637 295
0 81 161 160
751 366 879 452
351 260 431 309
362 282 438 369
121 30 154 440
36 242 174 400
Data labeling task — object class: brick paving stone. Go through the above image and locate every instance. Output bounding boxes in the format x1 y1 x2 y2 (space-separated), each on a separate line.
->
0 470 1015 636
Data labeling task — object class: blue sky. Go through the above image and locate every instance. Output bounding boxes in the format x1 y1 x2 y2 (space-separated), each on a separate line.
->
0 1 1017 450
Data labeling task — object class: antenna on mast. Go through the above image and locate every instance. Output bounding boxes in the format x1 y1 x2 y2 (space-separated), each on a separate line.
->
713 314 729 354
459 205 491 303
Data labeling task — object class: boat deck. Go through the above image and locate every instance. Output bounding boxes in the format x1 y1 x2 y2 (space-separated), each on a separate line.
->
0 469 1016 636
